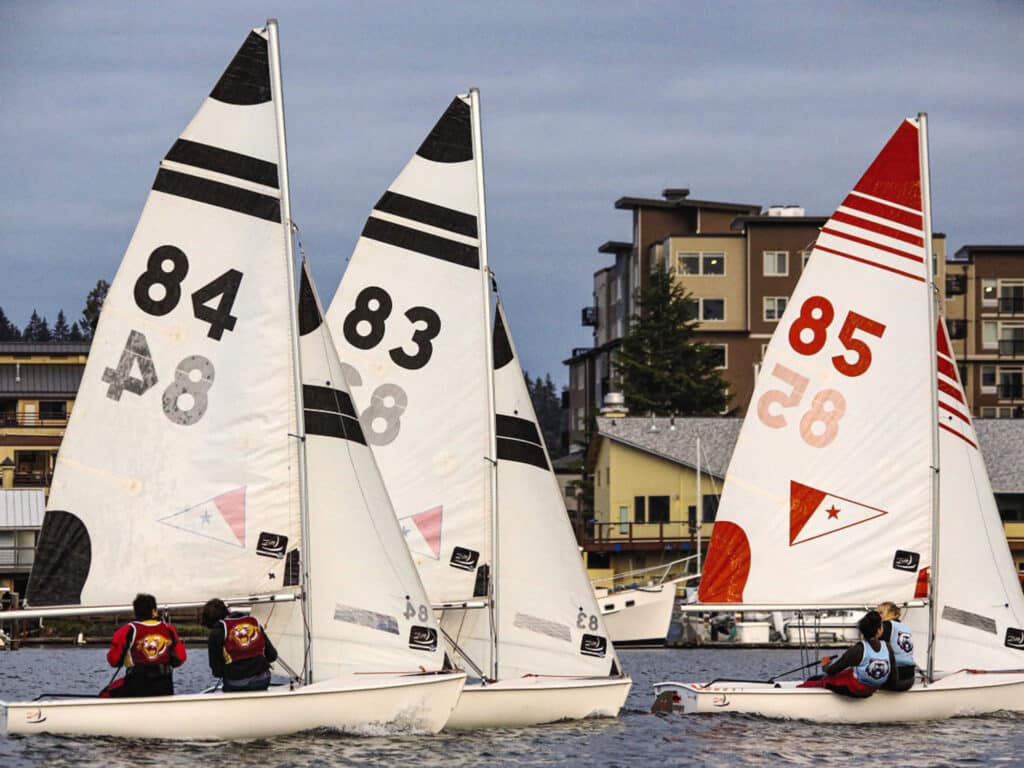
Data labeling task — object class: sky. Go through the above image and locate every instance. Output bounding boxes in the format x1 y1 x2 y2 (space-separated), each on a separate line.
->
2 1 1022 382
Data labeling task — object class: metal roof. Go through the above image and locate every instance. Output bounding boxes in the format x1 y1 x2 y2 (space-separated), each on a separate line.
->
0 490 46 529
596 417 1024 494
0 342 91 355
0 363 85 396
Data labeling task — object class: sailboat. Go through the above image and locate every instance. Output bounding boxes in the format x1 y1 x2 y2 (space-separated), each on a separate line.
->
325 90 632 729
653 114 1024 722
0 20 464 739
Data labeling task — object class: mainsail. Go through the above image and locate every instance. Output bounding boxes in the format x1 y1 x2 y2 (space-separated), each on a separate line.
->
327 91 617 679
28 28 301 608
699 119 933 606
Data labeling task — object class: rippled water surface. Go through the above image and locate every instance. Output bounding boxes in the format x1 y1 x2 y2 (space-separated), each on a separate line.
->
1 647 1020 766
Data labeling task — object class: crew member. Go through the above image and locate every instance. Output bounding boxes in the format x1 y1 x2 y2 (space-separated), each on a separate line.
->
798 610 893 698
201 598 278 692
878 601 916 691
104 593 186 697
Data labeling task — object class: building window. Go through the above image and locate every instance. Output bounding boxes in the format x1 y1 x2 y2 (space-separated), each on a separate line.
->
677 251 725 276
618 506 629 534
649 496 670 523
634 496 646 523
983 321 998 350
958 365 968 386
706 344 727 369
565 485 576 500
763 251 789 276
982 280 997 306
980 406 997 418
700 298 725 322
999 369 1023 401
981 366 996 392
764 297 788 322
39 401 67 420
703 494 720 523
688 505 697 531
801 250 813 268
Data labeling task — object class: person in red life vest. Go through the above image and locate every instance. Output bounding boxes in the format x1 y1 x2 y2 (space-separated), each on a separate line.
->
201 598 278 692
797 610 894 698
103 593 186 698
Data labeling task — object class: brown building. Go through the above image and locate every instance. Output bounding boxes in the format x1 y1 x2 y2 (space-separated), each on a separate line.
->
944 245 1024 418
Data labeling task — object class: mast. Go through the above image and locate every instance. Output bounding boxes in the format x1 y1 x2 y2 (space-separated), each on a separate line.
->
696 434 702 573
920 112 940 683
470 87 499 681
267 18 312 685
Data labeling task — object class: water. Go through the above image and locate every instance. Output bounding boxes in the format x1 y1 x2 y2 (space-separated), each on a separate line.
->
1 646 1020 766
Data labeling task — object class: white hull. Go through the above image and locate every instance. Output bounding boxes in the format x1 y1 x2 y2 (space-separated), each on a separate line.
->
653 671 1024 723
596 581 678 645
445 676 632 730
2 672 465 739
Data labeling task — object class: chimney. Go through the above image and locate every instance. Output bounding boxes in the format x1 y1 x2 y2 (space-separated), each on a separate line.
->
600 392 629 418
662 188 690 201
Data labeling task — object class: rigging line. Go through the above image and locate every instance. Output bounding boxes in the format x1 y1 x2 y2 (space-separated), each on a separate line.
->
438 625 487 681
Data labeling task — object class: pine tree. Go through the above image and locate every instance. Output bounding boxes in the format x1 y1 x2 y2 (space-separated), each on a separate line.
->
616 268 729 415
524 372 565 460
68 322 85 342
0 307 21 341
52 310 71 341
23 310 52 342
81 280 110 339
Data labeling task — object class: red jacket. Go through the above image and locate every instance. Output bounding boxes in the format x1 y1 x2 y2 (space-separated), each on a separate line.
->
108 619 187 669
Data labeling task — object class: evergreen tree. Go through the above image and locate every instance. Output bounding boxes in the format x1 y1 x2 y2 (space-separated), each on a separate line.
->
0 307 21 341
23 310 52 342
52 310 71 341
525 371 566 459
616 268 729 415
68 322 85 342
81 280 110 339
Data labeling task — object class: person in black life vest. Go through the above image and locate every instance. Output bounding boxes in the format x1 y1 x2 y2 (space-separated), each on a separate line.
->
104 593 186 698
201 598 278 692
878 601 916 691
797 610 894 698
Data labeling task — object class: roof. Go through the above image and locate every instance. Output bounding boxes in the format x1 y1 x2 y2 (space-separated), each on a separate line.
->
953 245 1024 262
614 195 760 215
562 338 621 365
0 490 46 529
0 342 91 355
731 215 829 229
598 241 633 255
595 417 1024 494
0 363 85 397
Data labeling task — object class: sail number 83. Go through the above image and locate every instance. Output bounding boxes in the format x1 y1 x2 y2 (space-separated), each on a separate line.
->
757 295 886 448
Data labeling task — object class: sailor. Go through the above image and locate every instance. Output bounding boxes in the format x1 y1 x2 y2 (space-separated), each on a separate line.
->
201 598 278 692
797 610 893 698
103 593 187 697
878 601 916 691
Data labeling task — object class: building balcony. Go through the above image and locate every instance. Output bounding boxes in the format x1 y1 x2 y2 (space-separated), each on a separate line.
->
581 520 707 552
13 471 50 488
998 384 1024 401
998 339 1024 356
0 544 35 571
998 297 1024 314
945 275 966 296
581 307 598 327
0 414 69 428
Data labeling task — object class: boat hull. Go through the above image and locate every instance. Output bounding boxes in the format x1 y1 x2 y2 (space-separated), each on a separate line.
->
2 671 465 739
445 676 632 730
652 671 1024 723
598 583 677 646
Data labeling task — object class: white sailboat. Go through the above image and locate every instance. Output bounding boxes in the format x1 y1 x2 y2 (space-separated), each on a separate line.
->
654 114 1024 722
325 90 631 729
0 21 464 740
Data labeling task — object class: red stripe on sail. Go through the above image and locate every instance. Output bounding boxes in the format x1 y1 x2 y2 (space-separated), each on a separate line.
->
831 211 924 247
820 226 923 263
815 244 926 283
937 357 956 380
936 321 952 357
852 119 922 212
915 566 930 599
939 400 971 424
789 480 827 545
697 521 750 603
940 422 979 449
938 379 965 403
841 192 922 229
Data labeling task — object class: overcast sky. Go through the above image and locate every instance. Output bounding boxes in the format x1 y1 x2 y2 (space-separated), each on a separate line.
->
2 1 1022 382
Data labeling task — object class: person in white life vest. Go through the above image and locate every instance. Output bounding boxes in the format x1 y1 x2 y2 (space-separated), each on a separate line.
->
103 593 186 698
201 598 278 692
878 601 916 691
797 610 894 698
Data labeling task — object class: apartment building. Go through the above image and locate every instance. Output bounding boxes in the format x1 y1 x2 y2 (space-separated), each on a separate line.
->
0 341 88 595
944 245 1024 418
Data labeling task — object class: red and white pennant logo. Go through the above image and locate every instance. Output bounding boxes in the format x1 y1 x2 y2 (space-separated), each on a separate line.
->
789 480 887 545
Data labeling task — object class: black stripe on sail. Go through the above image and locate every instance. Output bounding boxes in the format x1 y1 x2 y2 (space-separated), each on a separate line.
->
304 409 367 445
497 437 550 471
153 168 280 223
492 310 514 370
375 191 477 238
298 269 322 336
25 510 90 606
165 139 278 189
362 217 479 270
303 385 358 418
496 414 543 446
416 97 473 163
210 31 271 105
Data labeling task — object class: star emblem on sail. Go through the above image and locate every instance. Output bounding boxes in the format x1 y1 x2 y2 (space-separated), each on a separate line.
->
157 486 246 548
789 480 886 545
399 505 442 560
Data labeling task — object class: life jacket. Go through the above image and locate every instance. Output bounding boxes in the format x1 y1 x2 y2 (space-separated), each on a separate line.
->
887 619 915 668
853 639 891 686
128 620 175 668
221 616 266 663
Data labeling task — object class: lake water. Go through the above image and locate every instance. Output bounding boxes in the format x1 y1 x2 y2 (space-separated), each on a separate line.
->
1 646 1020 766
